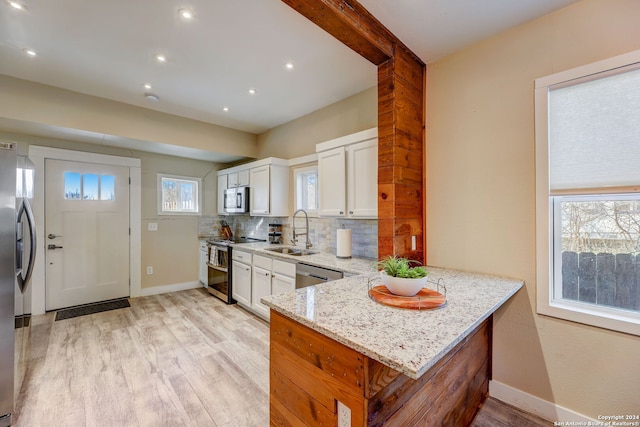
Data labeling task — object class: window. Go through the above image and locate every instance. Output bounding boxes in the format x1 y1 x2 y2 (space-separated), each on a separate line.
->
157 174 201 215
63 171 116 201
294 166 318 216
535 49 640 336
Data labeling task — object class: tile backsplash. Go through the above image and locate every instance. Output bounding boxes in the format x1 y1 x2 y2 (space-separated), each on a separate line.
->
199 214 378 260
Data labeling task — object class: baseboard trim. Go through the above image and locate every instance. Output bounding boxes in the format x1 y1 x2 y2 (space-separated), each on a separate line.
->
135 281 204 297
489 380 594 423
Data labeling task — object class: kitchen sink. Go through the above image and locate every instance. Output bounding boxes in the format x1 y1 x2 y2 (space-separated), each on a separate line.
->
266 247 318 256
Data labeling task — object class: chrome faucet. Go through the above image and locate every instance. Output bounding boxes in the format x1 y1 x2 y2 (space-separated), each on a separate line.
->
292 209 313 249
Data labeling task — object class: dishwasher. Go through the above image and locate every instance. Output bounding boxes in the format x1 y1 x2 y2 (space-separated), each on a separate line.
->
295 263 343 288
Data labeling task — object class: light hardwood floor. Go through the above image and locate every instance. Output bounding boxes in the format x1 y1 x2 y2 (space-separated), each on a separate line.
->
14 288 270 427
14 288 551 426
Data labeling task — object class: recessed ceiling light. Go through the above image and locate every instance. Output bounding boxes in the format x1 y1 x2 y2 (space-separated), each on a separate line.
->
144 93 160 102
178 8 194 19
8 1 27 11
285 61 294 70
222 107 229 112
143 83 152 90
22 48 36 57
248 88 257 95
155 54 167 63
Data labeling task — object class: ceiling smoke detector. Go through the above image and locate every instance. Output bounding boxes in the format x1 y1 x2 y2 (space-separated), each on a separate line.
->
144 93 160 102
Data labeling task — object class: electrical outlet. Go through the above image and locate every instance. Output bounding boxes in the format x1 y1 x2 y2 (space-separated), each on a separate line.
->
337 401 351 427
148 222 158 231
146 266 153 275
411 235 417 251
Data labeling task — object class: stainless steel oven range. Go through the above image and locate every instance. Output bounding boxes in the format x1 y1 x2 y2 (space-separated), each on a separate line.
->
206 237 265 304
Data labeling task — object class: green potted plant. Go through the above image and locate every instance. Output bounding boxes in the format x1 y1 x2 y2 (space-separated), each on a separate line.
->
378 255 429 296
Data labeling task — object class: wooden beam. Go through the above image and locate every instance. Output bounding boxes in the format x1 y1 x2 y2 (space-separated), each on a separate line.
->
281 0 393 64
283 0 426 263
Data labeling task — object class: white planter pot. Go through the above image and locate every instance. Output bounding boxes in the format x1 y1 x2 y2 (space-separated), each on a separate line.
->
380 271 428 297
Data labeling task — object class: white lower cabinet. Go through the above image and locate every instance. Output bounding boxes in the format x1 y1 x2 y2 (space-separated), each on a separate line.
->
272 259 296 295
252 255 273 319
248 254 296 321
199 240 209 286
231 250 252 308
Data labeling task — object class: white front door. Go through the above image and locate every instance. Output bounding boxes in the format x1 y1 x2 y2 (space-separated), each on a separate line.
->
45 159 130 310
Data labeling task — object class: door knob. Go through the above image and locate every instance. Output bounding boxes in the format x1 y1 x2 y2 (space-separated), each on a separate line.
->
47 244 63 250
48 234 62 239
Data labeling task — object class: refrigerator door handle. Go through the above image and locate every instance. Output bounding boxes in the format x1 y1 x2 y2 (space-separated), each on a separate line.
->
16 198 36 294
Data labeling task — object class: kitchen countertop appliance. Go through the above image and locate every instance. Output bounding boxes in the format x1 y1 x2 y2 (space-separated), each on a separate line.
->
223 186 249 214
295 263 343 289
1 142 36 427
206 236 265 304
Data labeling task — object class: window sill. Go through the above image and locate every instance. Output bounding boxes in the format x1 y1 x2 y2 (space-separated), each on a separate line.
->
538 299 640 337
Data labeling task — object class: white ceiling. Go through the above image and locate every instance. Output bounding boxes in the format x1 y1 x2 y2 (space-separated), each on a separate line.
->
359 0 579 64
0 0 579 160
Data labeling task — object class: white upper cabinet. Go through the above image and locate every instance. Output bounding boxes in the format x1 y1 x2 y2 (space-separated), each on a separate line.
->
228 169 249 188
318 147 346 216
249 160 289 217
316 128 378 219
250 166 270 215
218 158 288 217
347 139 378 218
217 173 228 215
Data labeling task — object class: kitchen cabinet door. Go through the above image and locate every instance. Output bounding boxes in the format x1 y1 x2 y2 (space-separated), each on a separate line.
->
272 273 295 296
250 165 270 215
231 260 251 308
199 240 209 285
347 139 378 218
217 174 228 215
228 169 249 188
251 265 272 320
238 169 250 186
318 147 346 216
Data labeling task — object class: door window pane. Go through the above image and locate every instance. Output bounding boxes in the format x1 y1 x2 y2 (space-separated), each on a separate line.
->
83 174 99 200
64 172 82 200
100 175 115 201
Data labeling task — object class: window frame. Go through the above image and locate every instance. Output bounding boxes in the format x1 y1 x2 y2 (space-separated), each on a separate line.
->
293 165 318 217
157 173 202 216
535 49 640 336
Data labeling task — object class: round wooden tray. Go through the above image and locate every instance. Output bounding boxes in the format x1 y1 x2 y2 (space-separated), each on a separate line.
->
368 285 447 310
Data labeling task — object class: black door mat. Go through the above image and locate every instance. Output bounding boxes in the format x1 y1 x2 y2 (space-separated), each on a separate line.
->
55 298 130 321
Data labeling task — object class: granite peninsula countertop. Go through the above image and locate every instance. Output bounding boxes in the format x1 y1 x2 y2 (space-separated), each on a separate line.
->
262 267 523 379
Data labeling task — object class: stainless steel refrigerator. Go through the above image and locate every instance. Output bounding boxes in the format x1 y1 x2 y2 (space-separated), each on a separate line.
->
1 142 36 427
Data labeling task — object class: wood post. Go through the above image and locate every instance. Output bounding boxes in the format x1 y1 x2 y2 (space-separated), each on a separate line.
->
282 0 426 263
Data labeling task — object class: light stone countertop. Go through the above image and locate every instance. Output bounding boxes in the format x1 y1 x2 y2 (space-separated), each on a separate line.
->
212 241 378 275
262 266 523 379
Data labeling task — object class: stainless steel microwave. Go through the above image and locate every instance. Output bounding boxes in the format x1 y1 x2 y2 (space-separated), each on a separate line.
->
223 186 249 213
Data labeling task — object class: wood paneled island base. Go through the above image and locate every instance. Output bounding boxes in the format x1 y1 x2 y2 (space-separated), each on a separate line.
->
269 310 491 427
